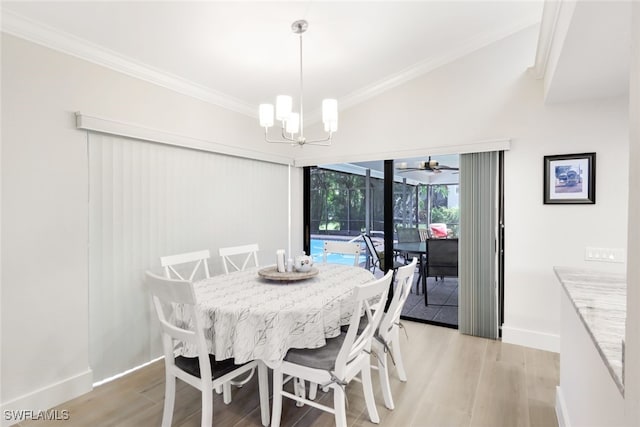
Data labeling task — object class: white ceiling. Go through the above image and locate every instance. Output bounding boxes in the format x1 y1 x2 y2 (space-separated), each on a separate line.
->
1 1 544 118
542 0 632 104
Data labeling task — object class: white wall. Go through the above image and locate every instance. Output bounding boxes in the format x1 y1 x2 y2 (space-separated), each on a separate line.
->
2 34 93 415
0 33 303 419
504 95 628 351
625 3 639 426
294 25 629 352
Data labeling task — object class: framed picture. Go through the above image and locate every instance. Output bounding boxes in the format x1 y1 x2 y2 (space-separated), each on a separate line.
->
543 152 596 204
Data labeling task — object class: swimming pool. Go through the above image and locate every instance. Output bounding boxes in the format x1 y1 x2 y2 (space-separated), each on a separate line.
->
310 238 364 265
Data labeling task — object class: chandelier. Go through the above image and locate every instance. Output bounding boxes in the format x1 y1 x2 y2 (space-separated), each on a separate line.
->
259 20 338 146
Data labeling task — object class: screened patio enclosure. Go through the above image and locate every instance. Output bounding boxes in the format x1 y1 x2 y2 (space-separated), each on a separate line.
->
309 155 462 328
310 155 460 239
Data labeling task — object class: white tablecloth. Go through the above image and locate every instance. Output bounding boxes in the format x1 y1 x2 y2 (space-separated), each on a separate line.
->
183 263 374 366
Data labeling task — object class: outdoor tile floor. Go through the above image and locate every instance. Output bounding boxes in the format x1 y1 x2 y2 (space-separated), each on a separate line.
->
401 276 458 327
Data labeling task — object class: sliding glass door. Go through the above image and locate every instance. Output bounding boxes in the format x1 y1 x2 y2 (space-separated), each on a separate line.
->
303 151 503 336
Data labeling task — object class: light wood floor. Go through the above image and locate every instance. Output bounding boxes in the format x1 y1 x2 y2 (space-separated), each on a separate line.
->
18 322 559 427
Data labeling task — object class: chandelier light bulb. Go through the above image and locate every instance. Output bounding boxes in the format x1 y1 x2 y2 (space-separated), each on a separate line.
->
259 104 274 128
275 95 293 122
285 113 300 134
324 119 338 133
322 99 338 123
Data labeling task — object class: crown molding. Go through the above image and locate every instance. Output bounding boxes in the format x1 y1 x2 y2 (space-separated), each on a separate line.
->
338 18 542 112
530 0 563 80
1 9 257 118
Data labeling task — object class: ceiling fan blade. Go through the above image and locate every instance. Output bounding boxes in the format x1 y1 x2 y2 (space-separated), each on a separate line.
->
396 161 429 172
396 157 458 174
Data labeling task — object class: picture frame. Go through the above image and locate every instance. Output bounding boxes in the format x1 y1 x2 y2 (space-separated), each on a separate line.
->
543 152 596 204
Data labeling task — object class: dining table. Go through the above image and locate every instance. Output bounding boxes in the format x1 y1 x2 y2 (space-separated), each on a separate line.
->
177 263 374 367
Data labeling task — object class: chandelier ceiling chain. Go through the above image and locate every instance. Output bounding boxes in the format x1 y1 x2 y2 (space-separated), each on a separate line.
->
259 19 338 146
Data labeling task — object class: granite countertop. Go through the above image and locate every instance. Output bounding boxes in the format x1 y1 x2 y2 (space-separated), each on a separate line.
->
554 267 626 394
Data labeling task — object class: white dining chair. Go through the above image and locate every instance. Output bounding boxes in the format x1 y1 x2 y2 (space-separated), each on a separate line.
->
306 259 417 408
160 249 235 399
219 243 259 274
374 257 417 409
270 270 393 427
146 271 270 427
160 249 211 281
322 241 361 266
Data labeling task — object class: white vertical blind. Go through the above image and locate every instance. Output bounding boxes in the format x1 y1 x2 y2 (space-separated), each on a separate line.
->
459 151 499 339
88 132 289 382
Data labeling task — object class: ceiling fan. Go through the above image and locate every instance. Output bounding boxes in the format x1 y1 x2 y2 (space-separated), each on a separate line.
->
396 157 459 174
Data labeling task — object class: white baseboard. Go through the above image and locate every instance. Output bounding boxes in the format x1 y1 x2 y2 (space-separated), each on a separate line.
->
555 386 570 427
1 369 93 427
501 324 560 353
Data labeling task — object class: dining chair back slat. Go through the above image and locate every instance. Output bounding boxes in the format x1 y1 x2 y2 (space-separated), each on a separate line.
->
148 273 201 350
160 250 211 281
219 243 259 274
322 241 361 266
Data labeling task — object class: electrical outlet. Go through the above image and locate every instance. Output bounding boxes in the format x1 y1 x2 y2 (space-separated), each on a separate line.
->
585 247 625 263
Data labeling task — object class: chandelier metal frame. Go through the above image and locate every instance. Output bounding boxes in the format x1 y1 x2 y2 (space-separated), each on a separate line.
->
258 20 338 146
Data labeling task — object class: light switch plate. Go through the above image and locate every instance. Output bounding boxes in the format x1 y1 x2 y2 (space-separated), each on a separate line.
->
585 247 625 263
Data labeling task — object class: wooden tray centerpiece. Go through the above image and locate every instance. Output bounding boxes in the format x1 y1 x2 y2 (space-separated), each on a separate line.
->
258 265 319 282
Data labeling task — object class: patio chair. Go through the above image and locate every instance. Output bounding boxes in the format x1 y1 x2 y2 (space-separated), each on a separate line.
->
219 243 259 274
145 271 270 427
374 258 417 409
270 271 394 427
160 250 211 281
397 226 421 247
362 233 404 275
426 237 458 279
322 241 361 266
